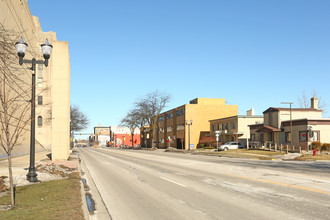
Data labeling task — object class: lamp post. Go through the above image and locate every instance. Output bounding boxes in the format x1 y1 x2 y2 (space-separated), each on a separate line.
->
15 37 53 182
185 120 193 151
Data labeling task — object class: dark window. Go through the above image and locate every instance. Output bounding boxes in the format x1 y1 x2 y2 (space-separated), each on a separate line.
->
212 124 215 131
167 112 173 119
267 132 272 141
176 108 185 117
38 96 43 105
299 131 307 142
37 116 42 126
285 132 291 142
158 116 164 121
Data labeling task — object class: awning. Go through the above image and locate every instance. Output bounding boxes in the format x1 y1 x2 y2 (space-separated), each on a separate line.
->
256 126 281 133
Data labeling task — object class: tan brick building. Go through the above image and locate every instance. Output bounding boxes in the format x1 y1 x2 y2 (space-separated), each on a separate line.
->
155 98 237 150
0 0 70 160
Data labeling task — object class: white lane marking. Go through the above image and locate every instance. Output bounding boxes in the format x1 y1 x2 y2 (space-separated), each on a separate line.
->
160 176 186 187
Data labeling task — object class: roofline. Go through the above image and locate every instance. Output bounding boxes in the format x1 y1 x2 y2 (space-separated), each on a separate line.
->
263 107 322 114
282 118 330 123
209 115 263 122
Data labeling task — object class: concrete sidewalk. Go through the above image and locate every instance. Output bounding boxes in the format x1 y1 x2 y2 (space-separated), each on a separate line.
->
0 150 80 188
0 151 51 178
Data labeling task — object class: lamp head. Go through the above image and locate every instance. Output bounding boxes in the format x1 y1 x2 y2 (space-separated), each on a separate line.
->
41 39 53 66
41 39 53 58
15 37 28 58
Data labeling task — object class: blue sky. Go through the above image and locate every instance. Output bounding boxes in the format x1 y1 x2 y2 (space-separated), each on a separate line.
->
28 0 330 136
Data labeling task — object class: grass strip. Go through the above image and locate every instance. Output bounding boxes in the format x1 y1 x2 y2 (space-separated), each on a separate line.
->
295 154 330 161
0 172 84 220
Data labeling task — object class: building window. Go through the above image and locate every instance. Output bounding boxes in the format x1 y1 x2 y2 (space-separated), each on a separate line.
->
309 131 319 142
251 134 255 141
299 131 307 142
38 96 43 105
37 116 42 126
285 132 291 142
167 112 173 119
158 116 164 121
37 77 43 88
38 64 43 70
230 122 236 129
212 124 215 131
217 124 220 130
176 108 185 117
267 132 273 141
176 124 184 130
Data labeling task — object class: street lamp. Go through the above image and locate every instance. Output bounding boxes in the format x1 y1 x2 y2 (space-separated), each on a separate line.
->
185 120 193 151
15 37 53 182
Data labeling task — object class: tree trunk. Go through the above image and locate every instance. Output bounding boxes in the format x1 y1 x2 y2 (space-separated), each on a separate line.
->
8 153 14 208
131 133 134 148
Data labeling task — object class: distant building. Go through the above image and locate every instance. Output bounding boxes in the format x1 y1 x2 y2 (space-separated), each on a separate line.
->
209 108 263 146
249 97 330 150
155 98 237 149
94 126 140 147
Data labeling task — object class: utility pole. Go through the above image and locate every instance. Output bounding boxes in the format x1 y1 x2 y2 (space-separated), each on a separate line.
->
281 102 293 151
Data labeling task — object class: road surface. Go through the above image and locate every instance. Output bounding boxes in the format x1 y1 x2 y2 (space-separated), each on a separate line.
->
79 148 330 220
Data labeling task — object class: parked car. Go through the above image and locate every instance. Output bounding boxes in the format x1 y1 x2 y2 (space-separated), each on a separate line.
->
217 142 242 151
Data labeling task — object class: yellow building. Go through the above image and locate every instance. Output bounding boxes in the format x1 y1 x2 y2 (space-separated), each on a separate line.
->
155 98 237 150
0 0 70 160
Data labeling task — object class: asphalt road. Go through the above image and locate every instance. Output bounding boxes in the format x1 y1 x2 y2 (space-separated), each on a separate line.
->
79 148 330 220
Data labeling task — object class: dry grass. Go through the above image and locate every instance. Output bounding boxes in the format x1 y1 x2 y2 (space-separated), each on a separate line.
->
295 153 330 161
192 149 285 158
0 172 84 220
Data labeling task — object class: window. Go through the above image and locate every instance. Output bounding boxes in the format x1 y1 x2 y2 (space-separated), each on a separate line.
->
251 134 255 141
37 77 43 88
230 122 236 129
38 96 43 105
167 112 173 119
299 131 307 142
167 126 172 132
38 64 43 70
267 132 272 141
217 124 220 130
212 124 215 131
176 108 185 117
158 116 164 121
285 132 291 142
309 131 319 142
176 124 184 130
37 116 42 126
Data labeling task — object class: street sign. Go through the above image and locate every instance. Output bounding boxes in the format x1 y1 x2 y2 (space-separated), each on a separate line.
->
216 137 219 142
215 130 220 134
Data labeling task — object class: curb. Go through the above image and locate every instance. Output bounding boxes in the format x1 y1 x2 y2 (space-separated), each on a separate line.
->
78 150 112 220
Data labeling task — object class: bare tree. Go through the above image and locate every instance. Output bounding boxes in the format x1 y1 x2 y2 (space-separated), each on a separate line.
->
120 111 140 147
0 24 31 208
134 91 171 148
297 90 328 114
70 105 89 137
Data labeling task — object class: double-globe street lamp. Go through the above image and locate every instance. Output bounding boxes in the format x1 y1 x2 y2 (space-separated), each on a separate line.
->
185 120 193 151
15 37 53 182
